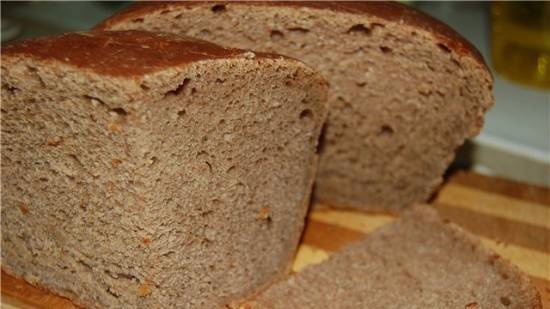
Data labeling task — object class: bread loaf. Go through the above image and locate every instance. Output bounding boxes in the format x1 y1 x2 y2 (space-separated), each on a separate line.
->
1 30 328 309
97 1 494 212
243 206 542 309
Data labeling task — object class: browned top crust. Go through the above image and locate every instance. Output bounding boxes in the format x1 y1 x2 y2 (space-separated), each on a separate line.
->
95 1 487 70
1 30 280 77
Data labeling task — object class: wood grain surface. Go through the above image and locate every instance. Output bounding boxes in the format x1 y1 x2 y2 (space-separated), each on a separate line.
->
2 171 549 308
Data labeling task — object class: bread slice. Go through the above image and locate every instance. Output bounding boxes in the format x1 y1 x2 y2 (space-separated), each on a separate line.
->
96 1 494 212
1 30 328 309
242 206 542 309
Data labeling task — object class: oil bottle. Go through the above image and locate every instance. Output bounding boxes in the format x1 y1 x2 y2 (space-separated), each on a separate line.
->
491 2 550 89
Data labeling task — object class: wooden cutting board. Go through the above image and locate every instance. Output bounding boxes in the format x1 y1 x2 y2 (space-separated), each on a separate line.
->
2 171 549 308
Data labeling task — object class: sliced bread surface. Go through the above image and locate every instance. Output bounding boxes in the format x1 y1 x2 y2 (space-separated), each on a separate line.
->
96 1 494 212
242 206 541 309
1 30 329 309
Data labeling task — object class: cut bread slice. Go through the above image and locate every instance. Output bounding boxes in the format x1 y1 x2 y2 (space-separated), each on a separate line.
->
1 30 328 309
97 1 494 212
241 206 542 309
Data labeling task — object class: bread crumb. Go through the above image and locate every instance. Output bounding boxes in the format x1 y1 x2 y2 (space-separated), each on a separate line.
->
256 207 271 220
108 123 122 133
487 254 500 265
142 236 151 246
106 181 114 193
111 158 122 167
242 51 255 59
19 203 29 215
138 281 151 297
465 302 479 309
46 136 63 146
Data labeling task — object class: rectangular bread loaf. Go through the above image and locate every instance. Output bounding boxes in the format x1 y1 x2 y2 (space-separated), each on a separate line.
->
1 30 328 309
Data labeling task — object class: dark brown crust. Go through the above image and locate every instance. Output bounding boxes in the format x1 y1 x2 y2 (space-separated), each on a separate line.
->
95 1 488 71
1 30 281 76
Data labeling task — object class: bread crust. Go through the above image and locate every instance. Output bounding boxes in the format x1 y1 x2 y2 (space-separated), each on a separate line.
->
95 1 489 74
2 30 284 77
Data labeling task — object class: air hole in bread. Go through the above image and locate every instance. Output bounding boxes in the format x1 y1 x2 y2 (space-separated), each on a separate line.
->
196 150 208 159
379 124 394 136
223 133 234 142
2 84 19 94
226 165 236 174
417 85 432 97
205 161 213 173
347 24 371 35
287 27 309 34
77 259 92 271
379 46 392 54
437 43 451 53
411 31 418 36
211 4 226 13
370 22 385 29
452 59 462 68
140 83 150 91
85 95 105 107
132 18 144 23
356 81 367 87
199 29 211 37
110 107 128 116
177 109 186 117
26 66 46 87
210 198 221 206
165 78 190 97
316 125 328 154
500 296 511 306
218 119 225 125
106 288 120 299
299 109 313 121
215 78 225 84
270 30 284 41
150 157 158 166
342 101 353 113
160 10 171 15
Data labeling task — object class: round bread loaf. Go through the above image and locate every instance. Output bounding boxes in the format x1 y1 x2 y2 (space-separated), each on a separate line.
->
97 1 494 212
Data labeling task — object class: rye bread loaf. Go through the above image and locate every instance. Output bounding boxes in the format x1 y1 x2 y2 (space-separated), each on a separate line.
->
0 30 328 309
97 1 495 212
242 206 542 309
